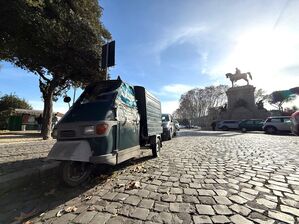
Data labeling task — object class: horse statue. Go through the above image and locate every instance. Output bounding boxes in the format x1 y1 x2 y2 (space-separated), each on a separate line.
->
226 71 252 87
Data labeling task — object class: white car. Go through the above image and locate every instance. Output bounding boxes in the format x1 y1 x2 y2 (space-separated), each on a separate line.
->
217 120 240 131
262 116 292 134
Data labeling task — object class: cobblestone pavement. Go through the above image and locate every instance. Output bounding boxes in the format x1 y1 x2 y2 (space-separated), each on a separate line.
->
0 131 43 144
0 140 55 176
2 130 299 224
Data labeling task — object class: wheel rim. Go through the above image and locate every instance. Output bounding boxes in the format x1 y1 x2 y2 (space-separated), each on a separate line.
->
66 162 89 182
268 127 275 133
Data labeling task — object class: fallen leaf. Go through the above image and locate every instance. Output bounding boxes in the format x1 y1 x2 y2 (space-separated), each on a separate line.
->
64 206 77 213
87 206 96 211
114 183 125 189
125 180 141 190
148 176 154 181
56 209 64 217
83 195 92 201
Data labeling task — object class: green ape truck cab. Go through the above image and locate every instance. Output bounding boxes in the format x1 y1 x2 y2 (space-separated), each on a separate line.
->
48 79 162 186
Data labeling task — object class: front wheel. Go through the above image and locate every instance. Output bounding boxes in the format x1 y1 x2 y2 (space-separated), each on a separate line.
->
168 129 172 140
151 138 161 158
60 161 92 187
265 126 277 135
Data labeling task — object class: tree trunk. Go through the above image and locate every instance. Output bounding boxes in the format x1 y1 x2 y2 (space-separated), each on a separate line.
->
41 90 54 140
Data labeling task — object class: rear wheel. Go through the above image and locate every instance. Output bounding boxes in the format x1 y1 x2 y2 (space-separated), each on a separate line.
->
60 161 92 187
151 138 161 158
241 127 247 133
265 126 277 134
222 126 229 131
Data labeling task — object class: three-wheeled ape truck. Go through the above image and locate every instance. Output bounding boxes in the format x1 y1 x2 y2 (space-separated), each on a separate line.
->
48 79 162 186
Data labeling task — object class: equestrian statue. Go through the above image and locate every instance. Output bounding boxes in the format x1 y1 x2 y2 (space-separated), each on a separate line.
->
226 68 252 87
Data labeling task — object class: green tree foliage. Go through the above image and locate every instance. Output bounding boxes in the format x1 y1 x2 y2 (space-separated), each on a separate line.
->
0 0 111 139
269 87 299 111
254 88 270 103
0 93 33 130
0 93 32 112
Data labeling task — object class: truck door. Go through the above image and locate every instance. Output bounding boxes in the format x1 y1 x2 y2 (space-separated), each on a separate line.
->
117 107 140 150
115 83 140 151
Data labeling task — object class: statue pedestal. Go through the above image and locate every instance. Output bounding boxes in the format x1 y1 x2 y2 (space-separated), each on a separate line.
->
221 85 269 120
227 85 255 112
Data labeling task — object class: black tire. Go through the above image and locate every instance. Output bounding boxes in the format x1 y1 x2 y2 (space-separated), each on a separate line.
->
265 126 277 135
60 161 92 187
168 129 172 140
222 126 229 131
151 138 161 158
241 127 247 133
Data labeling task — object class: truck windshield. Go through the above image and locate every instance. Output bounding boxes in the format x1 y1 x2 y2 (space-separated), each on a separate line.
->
162 114 170 122
60 88 117 123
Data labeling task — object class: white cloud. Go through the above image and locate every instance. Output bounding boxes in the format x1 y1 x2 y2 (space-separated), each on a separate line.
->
154 26 207 53
162 84 195 95
206 25 299 94
161 100 179 114
150 25 207 65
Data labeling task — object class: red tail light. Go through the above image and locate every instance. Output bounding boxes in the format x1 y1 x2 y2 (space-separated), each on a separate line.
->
96 123 109 135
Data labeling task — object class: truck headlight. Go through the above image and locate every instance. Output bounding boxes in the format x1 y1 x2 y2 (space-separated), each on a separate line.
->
83 126 95 135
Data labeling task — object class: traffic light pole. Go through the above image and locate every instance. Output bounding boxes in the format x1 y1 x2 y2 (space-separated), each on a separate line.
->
105 41 109 80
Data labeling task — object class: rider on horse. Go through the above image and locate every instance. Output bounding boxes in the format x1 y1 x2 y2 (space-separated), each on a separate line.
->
235 67 241 76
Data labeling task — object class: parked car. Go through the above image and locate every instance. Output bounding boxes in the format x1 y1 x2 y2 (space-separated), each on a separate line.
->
217 120 240 131
291 111 299 136
262 116 292 134
238 119 264 132
48 79 163 186
162 113 176 140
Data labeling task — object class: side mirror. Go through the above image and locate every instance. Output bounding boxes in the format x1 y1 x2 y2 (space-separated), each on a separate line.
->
64 96 71 103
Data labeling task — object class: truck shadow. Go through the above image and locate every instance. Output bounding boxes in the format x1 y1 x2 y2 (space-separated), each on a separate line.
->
0 152 154 223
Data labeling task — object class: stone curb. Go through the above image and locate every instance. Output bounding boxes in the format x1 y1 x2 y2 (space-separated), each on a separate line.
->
0 161 60 196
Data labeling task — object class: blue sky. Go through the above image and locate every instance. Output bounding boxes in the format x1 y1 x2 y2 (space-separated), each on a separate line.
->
0 0 299 113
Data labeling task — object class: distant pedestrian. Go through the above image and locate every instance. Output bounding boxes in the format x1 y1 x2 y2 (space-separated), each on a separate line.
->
52 113 58 129
211 121 217 131
36 114 43 131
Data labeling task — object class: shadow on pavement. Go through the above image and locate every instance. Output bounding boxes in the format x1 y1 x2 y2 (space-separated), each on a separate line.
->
0 153 153 224
0 157 47 176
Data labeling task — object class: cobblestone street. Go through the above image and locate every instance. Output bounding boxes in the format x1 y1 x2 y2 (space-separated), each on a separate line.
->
2 130 299 224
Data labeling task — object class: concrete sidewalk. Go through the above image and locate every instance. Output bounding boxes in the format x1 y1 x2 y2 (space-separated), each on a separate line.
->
0 135 58 195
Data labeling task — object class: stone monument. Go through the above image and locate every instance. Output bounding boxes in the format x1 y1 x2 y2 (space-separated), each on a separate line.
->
220 68 269 120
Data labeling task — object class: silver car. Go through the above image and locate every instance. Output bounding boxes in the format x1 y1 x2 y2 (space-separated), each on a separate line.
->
262 116 292 134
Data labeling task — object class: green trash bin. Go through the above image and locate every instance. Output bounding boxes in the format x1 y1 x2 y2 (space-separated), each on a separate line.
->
8 116 22 131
